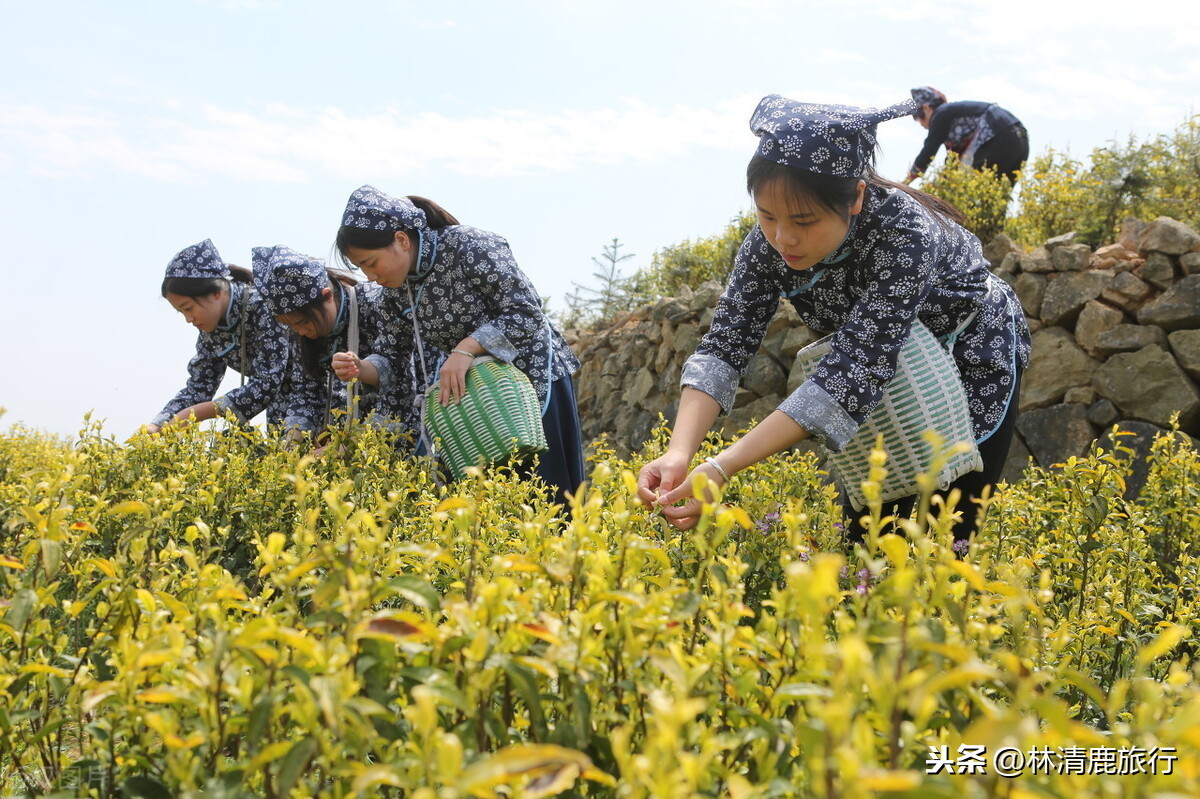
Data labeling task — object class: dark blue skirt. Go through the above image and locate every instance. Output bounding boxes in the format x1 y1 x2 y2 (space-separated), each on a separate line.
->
529 375 586 507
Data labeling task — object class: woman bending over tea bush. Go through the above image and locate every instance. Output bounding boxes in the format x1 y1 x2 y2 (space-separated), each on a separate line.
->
254 244 421 441
149 239 296 433
638 95 1031 543
335 186 584 504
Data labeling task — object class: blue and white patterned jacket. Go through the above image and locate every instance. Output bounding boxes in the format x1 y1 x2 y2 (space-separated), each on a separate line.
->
153 282 295 428
682 184 1031 451
384 225 579 405
283 279 422 433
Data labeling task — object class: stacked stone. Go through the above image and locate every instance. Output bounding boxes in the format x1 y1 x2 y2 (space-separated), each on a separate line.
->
993 217 1200 481
570 217 1200 485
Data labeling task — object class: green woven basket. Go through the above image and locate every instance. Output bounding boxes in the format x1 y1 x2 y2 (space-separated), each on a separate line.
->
424 357 548 481
792 320 983 510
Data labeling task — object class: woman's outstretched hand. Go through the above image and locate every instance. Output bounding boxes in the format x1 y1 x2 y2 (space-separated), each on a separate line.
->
636 450 690 508
638 451 729 530
653 460 727 530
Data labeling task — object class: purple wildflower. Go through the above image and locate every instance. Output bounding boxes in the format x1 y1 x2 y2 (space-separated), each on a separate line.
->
839 565 850 579
953 540 970 555
755 511 782 534
856 567 871 582
855 583 869 596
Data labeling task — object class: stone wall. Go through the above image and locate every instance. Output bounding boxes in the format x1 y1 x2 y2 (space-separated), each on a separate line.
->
569 216 1200 482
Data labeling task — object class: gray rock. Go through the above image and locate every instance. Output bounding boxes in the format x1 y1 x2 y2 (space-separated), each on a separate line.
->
652 296 690 323
1051 243 1093 272
1137 276 1200 331
1000 433 1034 485
1064 386 1097 405
623 367 657 406
689 280 723 313
653 336 674 374
1020 327 1101 410
1074 300 1126 357
742 354 787 397
1101 271 1154 313
1044 231 1077 250
781 325 820 361
1137 216 1200 256
1120 218 1148 249
1013 272 1047 318
722 394 784 438
1016 403 1095 468
1093 345 1200 431
1040 271 1114 328
1087 399 1120 427
1094 324 1168 358
761 322 791 362
672 324 701 359
1181 252 1200 277
1021 247 1054 274
983 233 1022 269
1168 329 1200 381
998 251 1023 277
1140 252 1177 289
656 362 682 396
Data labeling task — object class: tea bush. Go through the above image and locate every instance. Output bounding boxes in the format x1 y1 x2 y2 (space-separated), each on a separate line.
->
1 417 1198 797
917 153 1014 245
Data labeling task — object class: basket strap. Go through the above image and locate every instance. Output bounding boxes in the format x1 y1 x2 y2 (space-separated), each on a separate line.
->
238 285 249 388
345 284 360 426
940 308 978 350
540 318 554 416
406 282 437 456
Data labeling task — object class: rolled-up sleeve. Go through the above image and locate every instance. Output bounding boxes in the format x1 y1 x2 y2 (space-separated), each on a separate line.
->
777 381 857 451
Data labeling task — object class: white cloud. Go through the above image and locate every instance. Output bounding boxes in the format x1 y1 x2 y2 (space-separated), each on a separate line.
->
0 96 756 184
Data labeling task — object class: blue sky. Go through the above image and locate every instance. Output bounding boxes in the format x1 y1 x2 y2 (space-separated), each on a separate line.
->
2 0 1198 439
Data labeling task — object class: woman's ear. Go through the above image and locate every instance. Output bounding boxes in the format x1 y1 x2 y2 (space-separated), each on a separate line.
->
320 286 334 301
394 230 412 250
850 180 867 216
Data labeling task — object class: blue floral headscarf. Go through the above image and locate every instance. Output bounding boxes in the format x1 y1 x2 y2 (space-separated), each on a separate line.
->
164 239 228 280
909 86 948 117
341 185 428 232
252 245 328 317
750 94 916 177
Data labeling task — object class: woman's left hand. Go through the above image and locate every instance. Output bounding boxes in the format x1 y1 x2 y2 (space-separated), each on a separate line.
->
655 460 726 530
438 350 474 406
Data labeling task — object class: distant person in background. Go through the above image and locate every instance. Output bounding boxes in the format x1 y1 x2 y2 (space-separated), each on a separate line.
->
253 244 419 443
149 239 295 433
904 86 1029 183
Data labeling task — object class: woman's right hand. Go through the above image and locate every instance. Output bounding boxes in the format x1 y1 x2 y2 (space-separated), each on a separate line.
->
437 351 474 406
636 449 693 509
